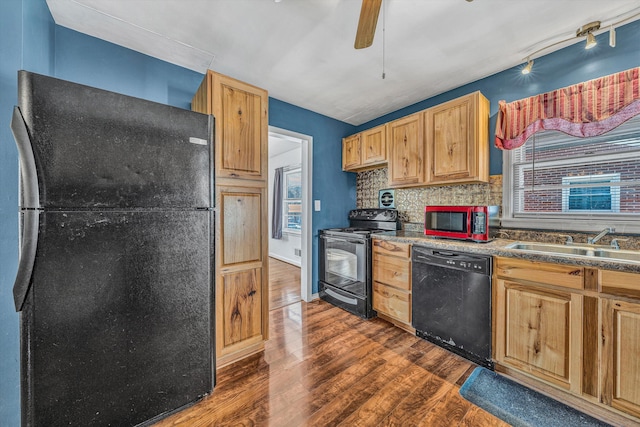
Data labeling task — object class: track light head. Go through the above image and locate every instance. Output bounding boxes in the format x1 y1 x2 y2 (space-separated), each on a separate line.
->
522 58 534 75
576 21 600 50
609 25 616 47
585 32 597 49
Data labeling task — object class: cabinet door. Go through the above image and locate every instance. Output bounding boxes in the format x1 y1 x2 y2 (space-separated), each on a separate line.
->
361 124 386 167
387 113 425 187
373 253 410 290
373 282 411 323
494 278 582 392
220 267 263 349
219 186 263 267
216 184 268 363
425 92 489 184
342 133 361 171
212 72 268 180
602 298 640 418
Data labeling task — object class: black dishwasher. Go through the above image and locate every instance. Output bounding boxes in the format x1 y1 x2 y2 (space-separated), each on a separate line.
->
412 246 493 369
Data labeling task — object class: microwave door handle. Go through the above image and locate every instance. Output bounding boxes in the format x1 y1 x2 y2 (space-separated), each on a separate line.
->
467 211 472 237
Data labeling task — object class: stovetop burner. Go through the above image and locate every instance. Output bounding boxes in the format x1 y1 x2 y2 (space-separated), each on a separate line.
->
326 227 383 234
322 209 401 237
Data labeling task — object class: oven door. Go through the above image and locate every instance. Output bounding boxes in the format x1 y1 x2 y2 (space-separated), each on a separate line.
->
319 234 368 297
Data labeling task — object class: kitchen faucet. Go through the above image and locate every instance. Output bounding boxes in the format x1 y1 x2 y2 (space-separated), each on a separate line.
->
588 227 614 245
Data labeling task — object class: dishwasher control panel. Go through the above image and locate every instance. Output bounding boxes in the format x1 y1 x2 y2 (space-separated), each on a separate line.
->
412 247 491 275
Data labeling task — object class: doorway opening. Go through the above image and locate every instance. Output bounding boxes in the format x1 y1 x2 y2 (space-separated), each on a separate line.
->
267 127 313 305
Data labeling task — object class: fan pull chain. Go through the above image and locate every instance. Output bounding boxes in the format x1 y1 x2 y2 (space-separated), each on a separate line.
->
382 0 386 79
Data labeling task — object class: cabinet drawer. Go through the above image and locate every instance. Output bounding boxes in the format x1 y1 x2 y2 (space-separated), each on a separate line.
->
494 257 584 290
372 239 410 258
373 282 411 323
601 270 640 299
373 253 411 290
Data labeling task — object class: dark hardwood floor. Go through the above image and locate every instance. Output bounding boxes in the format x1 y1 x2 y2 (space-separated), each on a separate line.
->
155 299 508 426
268 257 302 310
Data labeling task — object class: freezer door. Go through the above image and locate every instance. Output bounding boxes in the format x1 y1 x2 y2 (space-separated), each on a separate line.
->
21 210 214 426
17 71 213 209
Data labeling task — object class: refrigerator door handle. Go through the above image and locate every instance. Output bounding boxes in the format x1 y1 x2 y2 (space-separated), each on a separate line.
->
11 106 41 311
13 210 39 311
11 106 40 209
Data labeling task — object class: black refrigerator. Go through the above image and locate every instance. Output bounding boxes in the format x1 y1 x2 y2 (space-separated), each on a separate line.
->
10 71 215 426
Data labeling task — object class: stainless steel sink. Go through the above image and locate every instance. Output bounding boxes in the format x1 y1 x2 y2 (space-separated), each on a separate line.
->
505 242 640 263
592 248 640 262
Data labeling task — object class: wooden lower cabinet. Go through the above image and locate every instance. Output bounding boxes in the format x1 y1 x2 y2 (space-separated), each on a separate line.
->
373 282 410 324
601 269 640 419
493 276 582 392
493 258 640 425
372 240 412 331
601 298 640 418
216 182 268 366
220 268 263 349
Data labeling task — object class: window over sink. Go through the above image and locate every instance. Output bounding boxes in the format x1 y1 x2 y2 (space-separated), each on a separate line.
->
502 114 640 233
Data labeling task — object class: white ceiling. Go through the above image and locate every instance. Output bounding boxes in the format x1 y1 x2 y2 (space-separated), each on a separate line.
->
47 0 640 126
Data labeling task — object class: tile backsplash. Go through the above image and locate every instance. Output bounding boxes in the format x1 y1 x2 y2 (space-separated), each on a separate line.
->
356 168 640 248
356 168 503 224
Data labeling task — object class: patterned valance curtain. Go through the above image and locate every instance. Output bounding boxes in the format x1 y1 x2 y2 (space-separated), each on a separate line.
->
495 67 640 150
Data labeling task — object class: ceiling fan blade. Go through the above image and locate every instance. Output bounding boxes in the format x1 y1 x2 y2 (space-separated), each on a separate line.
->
354 0 382 49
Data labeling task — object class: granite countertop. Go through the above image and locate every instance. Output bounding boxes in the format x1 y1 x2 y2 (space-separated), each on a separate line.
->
371 230 640 274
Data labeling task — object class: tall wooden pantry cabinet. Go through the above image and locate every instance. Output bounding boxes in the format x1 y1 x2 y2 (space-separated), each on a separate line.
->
192 70 269 367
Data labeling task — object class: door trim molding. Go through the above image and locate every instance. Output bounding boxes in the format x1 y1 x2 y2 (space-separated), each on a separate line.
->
268 126 313 302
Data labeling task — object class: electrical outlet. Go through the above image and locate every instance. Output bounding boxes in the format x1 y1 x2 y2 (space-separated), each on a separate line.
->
294 248 301 256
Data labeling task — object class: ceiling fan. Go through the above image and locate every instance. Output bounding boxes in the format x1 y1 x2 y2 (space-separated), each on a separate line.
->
354 0 382 49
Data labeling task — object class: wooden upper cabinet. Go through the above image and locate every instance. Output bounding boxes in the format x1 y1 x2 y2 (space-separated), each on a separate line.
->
342 124 387 172
342 133 361 171
361 125 386 166
192 70 268 181
425 91 489 184
387 113 425 187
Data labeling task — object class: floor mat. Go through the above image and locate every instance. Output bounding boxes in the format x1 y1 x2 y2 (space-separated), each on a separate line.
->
459 367 611 427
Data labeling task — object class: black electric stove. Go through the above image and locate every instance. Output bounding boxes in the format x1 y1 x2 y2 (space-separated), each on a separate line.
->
319 209 401 318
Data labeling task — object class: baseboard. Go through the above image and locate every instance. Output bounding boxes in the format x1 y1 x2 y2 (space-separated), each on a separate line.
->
268 253 301 267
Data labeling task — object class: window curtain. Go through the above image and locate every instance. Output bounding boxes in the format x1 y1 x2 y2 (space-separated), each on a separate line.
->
271 167 283 239
495 67 640 150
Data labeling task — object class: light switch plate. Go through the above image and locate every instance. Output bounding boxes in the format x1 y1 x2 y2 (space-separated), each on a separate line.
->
314 200 321 211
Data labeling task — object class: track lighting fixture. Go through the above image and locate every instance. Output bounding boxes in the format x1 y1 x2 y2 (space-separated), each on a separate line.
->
609 25 616 47
576 21 600 50
517 10 640 76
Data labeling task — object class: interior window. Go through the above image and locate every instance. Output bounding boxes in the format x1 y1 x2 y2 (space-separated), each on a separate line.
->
502 114 640 232
283 168 302 233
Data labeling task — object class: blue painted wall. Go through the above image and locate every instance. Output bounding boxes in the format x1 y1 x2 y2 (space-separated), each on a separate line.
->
355 19 640 175
269 98 357 294
0 1 55 424
54 27 204 109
